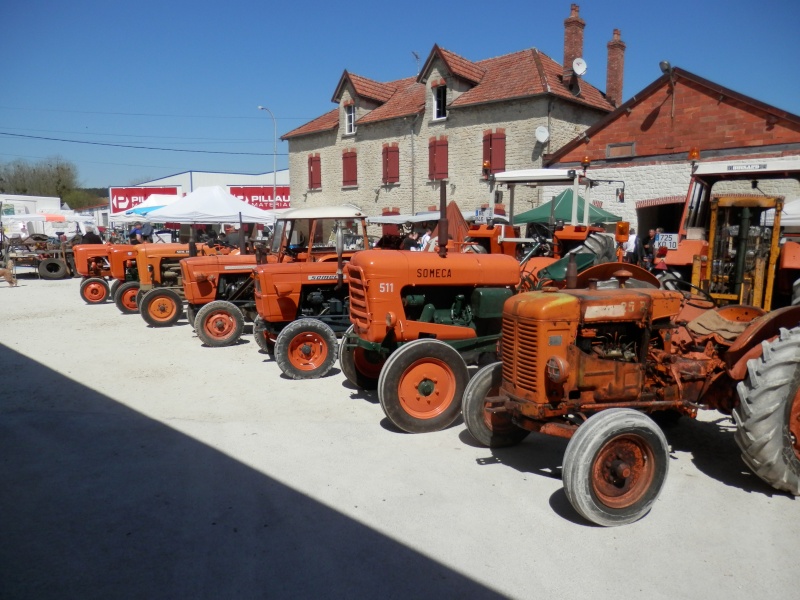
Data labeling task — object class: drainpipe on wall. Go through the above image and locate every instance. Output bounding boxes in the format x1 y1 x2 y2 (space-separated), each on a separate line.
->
409 114 420 215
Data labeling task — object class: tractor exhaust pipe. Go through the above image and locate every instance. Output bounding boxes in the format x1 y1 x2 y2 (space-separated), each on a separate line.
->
438 181 448 258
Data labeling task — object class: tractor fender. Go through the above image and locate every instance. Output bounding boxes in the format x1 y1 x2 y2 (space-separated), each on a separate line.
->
725 305 800 379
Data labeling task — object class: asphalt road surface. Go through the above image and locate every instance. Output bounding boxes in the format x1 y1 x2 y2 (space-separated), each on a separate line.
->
1 274 798 599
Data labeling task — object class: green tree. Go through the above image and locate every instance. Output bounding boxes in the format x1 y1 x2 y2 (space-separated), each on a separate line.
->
0 156 79 197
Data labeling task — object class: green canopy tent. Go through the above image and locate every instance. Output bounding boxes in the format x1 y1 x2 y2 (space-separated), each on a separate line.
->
513 189 621 225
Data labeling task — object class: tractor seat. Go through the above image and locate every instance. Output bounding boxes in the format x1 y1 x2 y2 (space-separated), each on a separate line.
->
686 306 764 343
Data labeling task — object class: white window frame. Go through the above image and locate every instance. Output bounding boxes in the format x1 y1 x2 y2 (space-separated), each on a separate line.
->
433 86 447 120
345 104 357 135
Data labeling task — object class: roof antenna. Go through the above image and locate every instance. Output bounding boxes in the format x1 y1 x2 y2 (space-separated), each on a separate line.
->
412 51 420 76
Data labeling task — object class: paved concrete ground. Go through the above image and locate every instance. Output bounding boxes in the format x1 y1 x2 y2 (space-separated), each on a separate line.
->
1 274 798 599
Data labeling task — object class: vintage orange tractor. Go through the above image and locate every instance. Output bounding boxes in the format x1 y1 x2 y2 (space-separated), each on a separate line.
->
462 266 800 526
340 171 622 434
108 245 141 313
252 206 370 376
662 157 800 308
73 244 117 304
180 251 261 347
135 242 220 327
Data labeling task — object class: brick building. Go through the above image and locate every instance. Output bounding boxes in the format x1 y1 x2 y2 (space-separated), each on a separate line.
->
282 4 624 218
544 66 800 233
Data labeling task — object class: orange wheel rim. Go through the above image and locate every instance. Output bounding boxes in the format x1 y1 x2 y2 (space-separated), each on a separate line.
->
397 358 456 419
203 311 235 339
590 434 655 509
85 283 107 301
121 289 138 310
287 332 329 371
149 297 178 322
353 348 384 379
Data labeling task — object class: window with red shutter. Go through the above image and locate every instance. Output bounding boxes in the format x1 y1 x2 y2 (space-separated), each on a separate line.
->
428 136 448 180
382 144 399 184
342 149 357 187
308 154 321 190
482 129 506 175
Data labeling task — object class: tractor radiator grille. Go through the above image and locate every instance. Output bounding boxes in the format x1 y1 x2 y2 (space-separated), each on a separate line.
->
347 265 369 329
501 318 539 394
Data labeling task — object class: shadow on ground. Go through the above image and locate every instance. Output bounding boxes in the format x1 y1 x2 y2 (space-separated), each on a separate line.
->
0 343 504 600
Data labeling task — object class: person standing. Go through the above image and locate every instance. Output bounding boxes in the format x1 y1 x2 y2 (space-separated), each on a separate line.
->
643 228 657 268
82 226 103 244
129 222 143 245
624 228 643 264
419 225 433 251
401 230 419 250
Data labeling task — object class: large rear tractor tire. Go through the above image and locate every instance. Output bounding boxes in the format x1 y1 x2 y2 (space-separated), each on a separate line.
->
80 277 110 304
140 288 184 327
275 319 338 379
195 301 245 347
563 409 669 527
377 339 469 434
38 258 68 280
463 362 529 447
570 232 616 265
338 325 385 390
114 281 140 314
733 327 800 495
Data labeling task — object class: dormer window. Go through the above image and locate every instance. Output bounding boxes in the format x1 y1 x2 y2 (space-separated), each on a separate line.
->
433 85 447 120
345 104 356 135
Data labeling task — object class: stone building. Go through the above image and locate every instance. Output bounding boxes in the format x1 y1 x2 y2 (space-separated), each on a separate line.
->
281 4 624 218
544 66 800 233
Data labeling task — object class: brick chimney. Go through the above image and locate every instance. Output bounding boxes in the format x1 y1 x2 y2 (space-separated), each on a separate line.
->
563 4 585 81
606 28 626 107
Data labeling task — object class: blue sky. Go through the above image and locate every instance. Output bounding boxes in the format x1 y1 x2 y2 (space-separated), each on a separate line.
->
2 0 798 189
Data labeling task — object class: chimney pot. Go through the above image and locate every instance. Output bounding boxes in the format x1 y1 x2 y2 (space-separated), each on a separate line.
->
563 4 586 82
606 28 626 108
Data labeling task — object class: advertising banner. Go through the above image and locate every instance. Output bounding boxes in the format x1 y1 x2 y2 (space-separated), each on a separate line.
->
109 186 181 214
228 186 290 211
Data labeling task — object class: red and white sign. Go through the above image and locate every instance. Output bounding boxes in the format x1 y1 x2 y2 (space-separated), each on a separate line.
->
228 186 290 211
109 186 181 214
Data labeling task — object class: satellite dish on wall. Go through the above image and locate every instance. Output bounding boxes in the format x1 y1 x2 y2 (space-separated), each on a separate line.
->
535 126 550 144
572 57 587 76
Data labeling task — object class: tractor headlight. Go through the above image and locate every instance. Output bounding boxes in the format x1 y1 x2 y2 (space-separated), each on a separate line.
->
546 356 569 384
385 311 398 328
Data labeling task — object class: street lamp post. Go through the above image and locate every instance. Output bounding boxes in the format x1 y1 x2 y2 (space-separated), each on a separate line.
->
257 105 278 229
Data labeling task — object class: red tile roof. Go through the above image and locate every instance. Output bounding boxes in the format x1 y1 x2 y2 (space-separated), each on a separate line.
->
357 77 425 125
346 72 396 103
281 108 338 140
284 45 614 140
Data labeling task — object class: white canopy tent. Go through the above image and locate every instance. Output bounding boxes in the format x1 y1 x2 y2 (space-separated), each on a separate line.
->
764 199 800 227
144 186 278 224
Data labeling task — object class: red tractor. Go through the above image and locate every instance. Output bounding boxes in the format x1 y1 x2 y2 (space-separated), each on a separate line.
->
135 242 220 327
181 252 261 347
73 244 115 304
340 171 621 434
462 266 800 526
252 206 370 378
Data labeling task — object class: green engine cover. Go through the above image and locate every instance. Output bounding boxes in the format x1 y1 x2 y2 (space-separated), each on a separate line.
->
470 287 514 319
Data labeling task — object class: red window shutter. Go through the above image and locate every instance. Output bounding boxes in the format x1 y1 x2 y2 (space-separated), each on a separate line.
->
308 154 321 189
387 145 399 183
342 150 357 187
428 138 436 180
434 137 448 180
491 131 506 173
482 131 491 168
